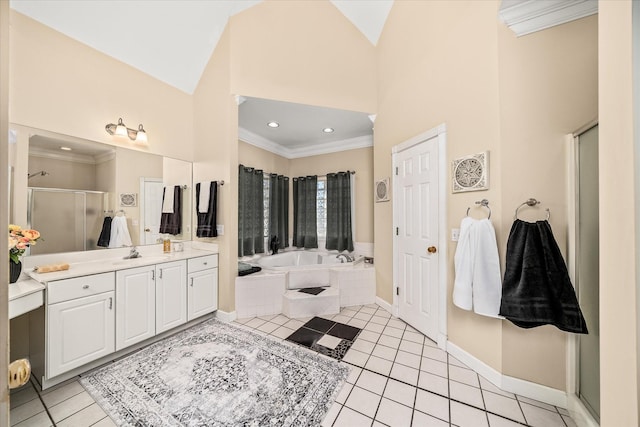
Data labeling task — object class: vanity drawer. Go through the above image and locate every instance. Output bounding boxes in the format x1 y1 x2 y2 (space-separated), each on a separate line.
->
47 272 115 305
188 255 218 273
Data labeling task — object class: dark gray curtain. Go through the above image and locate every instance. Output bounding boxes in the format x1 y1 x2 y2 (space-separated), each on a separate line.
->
238 165 264 256
293 176 318 248
326 171 354 252
269 174 289 249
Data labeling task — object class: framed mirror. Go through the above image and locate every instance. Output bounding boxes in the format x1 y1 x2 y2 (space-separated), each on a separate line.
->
9 126 193 257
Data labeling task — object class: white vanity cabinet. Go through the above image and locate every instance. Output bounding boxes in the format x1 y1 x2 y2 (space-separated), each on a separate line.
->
155 260 187 333
187 255 218 320
115 266 156 351
47 272 115 378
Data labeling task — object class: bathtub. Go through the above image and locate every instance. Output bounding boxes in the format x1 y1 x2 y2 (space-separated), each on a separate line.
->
235 249 375 318
256 250 355 270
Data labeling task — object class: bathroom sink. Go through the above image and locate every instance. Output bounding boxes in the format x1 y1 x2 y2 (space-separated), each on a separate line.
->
112 255 172 266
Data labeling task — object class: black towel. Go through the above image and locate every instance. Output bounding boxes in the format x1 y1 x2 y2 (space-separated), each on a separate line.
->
499 219 588 334
159 186 182 235
97 216 112 247
196 181 218 238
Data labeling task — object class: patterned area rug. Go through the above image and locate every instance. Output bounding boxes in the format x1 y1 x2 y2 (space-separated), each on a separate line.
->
80 319 349 426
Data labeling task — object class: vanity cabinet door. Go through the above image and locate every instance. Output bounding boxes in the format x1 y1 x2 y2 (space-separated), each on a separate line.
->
116 266 155 351
48 291 115 378
187 268 218 321
156 260 187 334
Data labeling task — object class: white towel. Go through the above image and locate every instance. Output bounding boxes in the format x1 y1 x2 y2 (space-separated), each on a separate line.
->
453 217 502 318
198 182 211 214
108 215 133 248
162 186 174 213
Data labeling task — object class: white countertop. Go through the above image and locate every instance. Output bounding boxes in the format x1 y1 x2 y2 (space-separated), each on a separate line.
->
9 277 46 301
27 248 218 283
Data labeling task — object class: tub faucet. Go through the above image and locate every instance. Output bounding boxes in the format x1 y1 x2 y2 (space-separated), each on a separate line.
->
336 254 353 263
124 246 141 259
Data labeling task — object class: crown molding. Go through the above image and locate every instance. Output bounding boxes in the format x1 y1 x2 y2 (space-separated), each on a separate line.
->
499 0 597 37
238 127 373 160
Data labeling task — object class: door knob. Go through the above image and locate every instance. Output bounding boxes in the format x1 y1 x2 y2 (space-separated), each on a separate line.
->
427 246 437 254
144 228 151 232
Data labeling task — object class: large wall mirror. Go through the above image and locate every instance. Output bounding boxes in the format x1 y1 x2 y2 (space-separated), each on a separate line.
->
9 126 193 257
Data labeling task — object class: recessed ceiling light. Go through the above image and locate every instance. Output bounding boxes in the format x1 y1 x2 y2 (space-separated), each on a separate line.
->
323 127 334 133
60 146 72 151
267 121 280 128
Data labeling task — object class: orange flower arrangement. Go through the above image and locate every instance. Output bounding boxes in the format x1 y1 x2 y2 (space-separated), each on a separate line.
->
9 225 41 264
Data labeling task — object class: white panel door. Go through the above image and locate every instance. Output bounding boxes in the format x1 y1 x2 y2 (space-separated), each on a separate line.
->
187 268 218 321
142 179 164 245
115 266 155 351
156 260 187 333
48 292 115 378
395 137 440 341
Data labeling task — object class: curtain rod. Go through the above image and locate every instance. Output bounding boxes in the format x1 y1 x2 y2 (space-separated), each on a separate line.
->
294 171 356 179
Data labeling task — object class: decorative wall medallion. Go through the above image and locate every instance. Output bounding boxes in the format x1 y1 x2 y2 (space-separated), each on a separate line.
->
375 178 390 202
120 193 137 207
452 151 489 193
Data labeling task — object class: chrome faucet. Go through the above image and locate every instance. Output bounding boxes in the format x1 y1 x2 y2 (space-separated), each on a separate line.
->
336 254 354 263
123 246 141 259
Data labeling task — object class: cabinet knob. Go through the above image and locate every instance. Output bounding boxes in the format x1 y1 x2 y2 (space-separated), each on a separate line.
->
82 284 89 289
427 246 437 254
203 262 208 265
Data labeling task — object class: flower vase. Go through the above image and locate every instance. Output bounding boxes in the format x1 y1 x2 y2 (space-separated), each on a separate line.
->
10 261 22 284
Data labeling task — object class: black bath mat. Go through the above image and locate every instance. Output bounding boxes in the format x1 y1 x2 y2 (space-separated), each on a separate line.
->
298 287 326 295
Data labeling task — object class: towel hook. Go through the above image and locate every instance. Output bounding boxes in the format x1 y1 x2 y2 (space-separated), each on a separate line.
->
514 198 550 221
466 199 491 219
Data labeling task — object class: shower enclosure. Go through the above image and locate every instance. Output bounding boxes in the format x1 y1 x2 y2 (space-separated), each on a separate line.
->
27 187 107 255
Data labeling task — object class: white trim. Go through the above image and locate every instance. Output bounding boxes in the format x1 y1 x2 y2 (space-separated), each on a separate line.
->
391 123 448 346
28 146 115 165
447 341 568 408
375 296 393 315
215 309 236 322
499 0 598 37
567 393 600 427
239 127 373 159
565 133 579 398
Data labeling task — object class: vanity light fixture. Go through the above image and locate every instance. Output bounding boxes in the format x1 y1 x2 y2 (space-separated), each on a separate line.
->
322 127 334 133
267 121 280 128
105 118 148 143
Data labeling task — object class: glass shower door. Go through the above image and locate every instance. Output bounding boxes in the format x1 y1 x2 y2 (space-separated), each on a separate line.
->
28 189 86 255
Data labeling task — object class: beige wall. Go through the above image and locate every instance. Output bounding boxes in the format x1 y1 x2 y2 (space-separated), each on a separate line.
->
193 24 237 313
377 0 504 371
291 147 374 244
376 0 597 390
9 12 194 162
229 0 376 114
27 155 97 190
497 15 597 390
239 140 289 176
598 1 638 424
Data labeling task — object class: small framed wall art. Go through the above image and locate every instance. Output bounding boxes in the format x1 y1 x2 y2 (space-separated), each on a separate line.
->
120 193 138 207
452 151 489 193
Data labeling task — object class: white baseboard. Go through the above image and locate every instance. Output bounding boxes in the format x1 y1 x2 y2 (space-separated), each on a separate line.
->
447 341 568 409
215 309 236 322
375 297 393 315
567 394 599 427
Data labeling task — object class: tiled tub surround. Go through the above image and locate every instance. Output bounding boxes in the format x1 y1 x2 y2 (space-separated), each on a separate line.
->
235 263 375 318
19 242 219 390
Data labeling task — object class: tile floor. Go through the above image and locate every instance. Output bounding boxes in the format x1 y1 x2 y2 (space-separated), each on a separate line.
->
9 304 577 427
